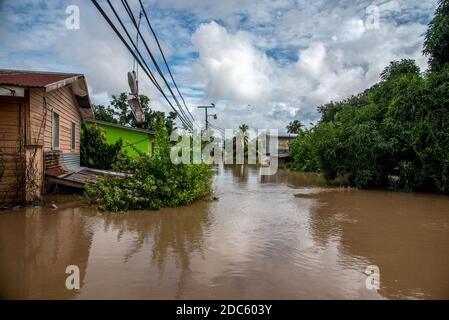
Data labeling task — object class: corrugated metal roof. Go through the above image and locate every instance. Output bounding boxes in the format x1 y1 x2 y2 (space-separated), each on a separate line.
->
0 69 83 88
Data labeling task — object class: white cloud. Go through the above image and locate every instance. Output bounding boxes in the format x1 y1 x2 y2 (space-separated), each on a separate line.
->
0 0 439 130
191 21 272 104
342 19 366 41
296 43 327 77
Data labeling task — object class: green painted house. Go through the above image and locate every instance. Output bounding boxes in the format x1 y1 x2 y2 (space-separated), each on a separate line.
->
85 119 154 157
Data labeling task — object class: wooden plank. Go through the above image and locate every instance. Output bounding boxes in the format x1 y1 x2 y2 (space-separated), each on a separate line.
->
31 86 81 153
47 176 84 189
0 96 23 202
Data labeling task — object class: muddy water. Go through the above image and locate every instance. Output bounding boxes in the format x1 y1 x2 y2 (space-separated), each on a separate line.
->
1 165 449 300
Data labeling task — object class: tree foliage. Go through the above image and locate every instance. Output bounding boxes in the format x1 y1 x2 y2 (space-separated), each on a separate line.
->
424 0 449 71
80 122 123 170
286 120 303 133
290 6 449 192
84 122 212 212
289 59 449 192
239 123 249 133
380 59 421 81
93 93 178 134
85 92 212 212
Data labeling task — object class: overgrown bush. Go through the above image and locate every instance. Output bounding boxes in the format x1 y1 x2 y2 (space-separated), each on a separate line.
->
288 2 449 193
288 130 319 172
80 122 123 170
84 124 212 212
289 61 449 192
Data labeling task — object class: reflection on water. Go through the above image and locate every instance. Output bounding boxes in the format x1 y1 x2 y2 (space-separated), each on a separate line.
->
0 165 448 299
0 200 94 299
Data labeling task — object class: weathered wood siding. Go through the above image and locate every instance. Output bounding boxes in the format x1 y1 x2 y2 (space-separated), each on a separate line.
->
0 85 83 203
0 96 24 203
29 87 81 153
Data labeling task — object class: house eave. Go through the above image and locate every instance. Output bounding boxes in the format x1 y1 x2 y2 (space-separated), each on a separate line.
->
44 75 84 93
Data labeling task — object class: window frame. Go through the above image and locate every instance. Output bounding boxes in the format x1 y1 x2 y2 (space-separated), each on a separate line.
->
52 111 60 150
71 121 76 150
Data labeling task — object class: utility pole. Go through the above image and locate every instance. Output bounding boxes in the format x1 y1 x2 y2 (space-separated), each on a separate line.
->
197 103 216 130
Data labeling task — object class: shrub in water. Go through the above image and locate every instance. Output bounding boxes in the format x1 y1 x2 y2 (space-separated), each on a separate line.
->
84 124 212 212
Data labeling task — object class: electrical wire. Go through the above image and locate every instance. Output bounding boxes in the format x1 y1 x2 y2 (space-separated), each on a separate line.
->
105 0 160 91
105 1 192 130
137 0 196 124
92 0 192 130
133 10 143 88
209 124 225 136
121 0 193 129
124 0 195 125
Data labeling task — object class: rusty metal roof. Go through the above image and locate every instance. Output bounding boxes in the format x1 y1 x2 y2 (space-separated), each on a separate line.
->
0 69 83 88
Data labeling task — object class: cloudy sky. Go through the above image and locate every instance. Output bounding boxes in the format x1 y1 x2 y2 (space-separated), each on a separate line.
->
0 0 438 131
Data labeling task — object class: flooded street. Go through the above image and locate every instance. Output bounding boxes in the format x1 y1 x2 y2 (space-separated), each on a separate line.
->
1 165 449 299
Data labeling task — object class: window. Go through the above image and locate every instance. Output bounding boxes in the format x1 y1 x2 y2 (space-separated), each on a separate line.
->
71 122 76 149
52 112 59 149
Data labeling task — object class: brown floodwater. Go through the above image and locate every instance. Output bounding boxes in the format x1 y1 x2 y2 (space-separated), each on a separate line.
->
1 165 449 300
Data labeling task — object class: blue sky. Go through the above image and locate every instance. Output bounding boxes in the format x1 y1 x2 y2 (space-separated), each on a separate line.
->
0 0 438 130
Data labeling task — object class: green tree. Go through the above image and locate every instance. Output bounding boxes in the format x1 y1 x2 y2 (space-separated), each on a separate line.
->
286 120 303 133
239 124 249 133
92 93 178 134
289 53 449 192
423 0 449 71
380 59 421 81
288 129 319 172
85 120 212 212
80 122 123 170
93 104 117 123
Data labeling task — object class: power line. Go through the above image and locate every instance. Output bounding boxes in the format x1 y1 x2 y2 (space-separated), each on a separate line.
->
119 0 193 129
132 10 142 81
106 1 191 130
121 0 193 129
209 124 225 136
137 0 196 125
92 0 192 129
197 104 215 130
104 1 160 91
122 0 194 128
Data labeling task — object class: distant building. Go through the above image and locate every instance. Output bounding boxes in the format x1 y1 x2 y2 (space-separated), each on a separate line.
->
275 133 297 156
0 69 94 204
84 119 155 157
261 133 297 155
259 132 297 166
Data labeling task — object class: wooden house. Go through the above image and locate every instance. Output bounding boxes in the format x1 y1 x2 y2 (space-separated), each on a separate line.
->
0 69 94 204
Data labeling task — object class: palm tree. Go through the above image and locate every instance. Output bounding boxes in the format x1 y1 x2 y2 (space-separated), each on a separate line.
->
239 124 249 133
235 124 250 161
286 120 303 134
